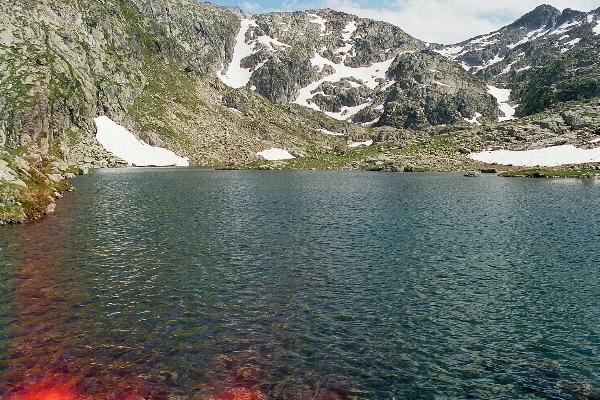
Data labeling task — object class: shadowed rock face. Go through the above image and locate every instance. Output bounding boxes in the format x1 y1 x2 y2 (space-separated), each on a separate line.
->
378 51 499 129
0 0 238 163
509 4 562 30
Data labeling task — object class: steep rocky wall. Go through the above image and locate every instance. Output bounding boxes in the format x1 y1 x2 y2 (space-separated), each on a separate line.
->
0 0 238 162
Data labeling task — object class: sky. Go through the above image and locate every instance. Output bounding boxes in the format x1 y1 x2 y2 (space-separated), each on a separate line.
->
211 0 599 44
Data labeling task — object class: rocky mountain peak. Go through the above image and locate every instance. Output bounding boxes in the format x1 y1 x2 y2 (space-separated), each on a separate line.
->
509 4 560 30
222 6 251 19
557 8 587 25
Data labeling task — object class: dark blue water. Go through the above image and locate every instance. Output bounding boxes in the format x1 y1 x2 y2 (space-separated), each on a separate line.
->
0 170 599 399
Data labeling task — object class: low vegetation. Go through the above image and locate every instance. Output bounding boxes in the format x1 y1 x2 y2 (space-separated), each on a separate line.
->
500 168 600 178
0 152 75 225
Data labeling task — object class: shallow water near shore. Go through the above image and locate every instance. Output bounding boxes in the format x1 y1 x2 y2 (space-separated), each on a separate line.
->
0 169 599 399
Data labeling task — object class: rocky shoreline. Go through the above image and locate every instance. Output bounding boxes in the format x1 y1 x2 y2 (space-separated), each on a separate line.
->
2 153 599 227
0 152 88 226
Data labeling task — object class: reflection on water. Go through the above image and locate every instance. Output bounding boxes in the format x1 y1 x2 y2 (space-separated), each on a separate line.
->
0 170 599 399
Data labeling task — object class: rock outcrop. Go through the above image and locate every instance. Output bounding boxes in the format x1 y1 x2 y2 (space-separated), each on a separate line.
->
433 5 600 116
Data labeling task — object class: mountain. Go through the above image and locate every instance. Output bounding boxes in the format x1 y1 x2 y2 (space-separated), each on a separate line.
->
216 10 499 129
0 0 378 169
0 1 598 163
434 4 600 116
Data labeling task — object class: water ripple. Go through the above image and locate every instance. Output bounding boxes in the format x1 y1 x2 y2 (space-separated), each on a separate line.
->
0 170 599 399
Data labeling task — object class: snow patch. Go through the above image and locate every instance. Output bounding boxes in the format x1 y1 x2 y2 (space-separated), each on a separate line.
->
469 32 500 45
326 101 373 121
256 148 295 161
561 37 581 53
507 36 530 49
94 117 189 167
348 140 373 148
434 45 464 58
507 26 552 50
217 19 290 88
594 20 600 35
342 21 357 41
527 27 551 40
294 51 395 121
550 20 582 36
501 60 518 75
316 128 344 136
473 54 504 72
255 35 290 51
470 145 600 167
335 21 358 64
432 80 451 87
361 119 380 127
379 80 396 91
464 112 482 125
307 13 327 33
487 85 516 122
217 19 257 88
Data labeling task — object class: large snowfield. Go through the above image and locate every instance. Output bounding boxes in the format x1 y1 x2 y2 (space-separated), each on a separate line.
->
470 145 600 167
94 117 189 167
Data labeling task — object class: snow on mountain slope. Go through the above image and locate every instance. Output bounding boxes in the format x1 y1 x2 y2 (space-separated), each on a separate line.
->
214 10 432 125
256 148 295 160
434 5 599 83
95 117 189 167
217 18 291 88
307 13 327 34
217 7 600 128
592 16 600 34
431 5 599 119
294 52 395 120
487 85 516 122
217 19 258 88
470 145 600 167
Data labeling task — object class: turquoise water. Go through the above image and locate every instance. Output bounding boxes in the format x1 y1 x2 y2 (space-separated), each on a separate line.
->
0 170 599 399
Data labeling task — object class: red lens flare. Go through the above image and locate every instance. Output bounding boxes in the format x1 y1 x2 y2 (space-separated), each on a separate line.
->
9 382 80 400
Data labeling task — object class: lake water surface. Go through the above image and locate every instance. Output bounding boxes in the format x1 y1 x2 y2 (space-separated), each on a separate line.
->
0 170 599 399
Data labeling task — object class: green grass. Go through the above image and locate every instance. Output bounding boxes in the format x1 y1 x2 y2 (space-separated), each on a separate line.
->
236 132 462 171
500 168 600 178
582 112 600 118
0 180 25 224
285 145 385 169
128 55 202 145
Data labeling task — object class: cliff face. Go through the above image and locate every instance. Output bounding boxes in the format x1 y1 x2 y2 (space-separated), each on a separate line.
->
0 0 226 162
0 0 372 168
